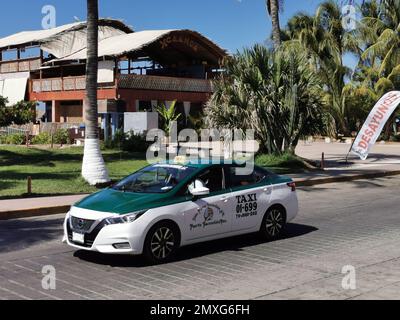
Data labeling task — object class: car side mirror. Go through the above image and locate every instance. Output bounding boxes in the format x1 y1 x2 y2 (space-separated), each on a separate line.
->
190 187 210 197
189 180 210 199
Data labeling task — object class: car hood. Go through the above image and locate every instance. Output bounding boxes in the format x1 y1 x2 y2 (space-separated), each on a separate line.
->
74 188 175 215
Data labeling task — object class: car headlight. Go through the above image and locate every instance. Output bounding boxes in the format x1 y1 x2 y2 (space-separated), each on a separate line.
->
105 210 147 225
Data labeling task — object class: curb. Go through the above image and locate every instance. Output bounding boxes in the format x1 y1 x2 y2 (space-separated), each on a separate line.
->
1 170 400 221
0 205 71 221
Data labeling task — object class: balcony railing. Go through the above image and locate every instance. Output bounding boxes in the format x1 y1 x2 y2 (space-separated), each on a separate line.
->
118 74 214 93
0 57 41 73
31 74 214 94
32 76 87 92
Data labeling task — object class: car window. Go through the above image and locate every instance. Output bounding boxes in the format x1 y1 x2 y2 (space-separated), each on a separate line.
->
112 165 196 194
186 166 225 194
228 167 267 189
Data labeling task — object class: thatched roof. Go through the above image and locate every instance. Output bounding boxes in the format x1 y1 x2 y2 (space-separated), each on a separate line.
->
51 29 226 66
0 20 226 66
0 19 133 51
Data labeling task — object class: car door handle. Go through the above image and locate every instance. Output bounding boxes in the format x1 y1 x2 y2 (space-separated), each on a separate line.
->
220 196 229 203
263 187 272 194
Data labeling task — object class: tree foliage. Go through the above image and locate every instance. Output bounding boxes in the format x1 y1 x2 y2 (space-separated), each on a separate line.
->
0 96 36 127
156 100 182 136
276 0 400 136
205 44 329 155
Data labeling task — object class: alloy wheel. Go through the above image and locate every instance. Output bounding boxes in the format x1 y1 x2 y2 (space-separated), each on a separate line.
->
150 227 176 260
265 209 284 237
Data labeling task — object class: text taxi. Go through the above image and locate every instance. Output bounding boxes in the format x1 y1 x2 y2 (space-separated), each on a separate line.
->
63 160 298 263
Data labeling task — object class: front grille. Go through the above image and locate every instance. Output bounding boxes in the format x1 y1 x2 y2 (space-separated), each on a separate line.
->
67 218 106 248
70 216 96 232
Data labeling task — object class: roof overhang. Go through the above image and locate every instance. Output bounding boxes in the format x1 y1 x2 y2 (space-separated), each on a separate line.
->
49 29 227 67
0 19 133 52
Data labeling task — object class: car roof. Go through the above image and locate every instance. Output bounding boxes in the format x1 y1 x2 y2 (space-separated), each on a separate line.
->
160 159 254 170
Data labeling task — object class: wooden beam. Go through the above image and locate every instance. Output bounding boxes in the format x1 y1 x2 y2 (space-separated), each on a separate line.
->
29 88 117 102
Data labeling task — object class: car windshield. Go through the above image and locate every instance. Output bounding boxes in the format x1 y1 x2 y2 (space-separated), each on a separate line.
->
112 164 197 194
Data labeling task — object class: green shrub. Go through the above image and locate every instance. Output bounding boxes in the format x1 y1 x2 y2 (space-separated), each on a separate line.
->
113 129 126 148
122 131 149 153
255 152 304 168
389 134 400 142
32 132 52 145
103 130 150 153
54 129 70 145
3 133 26 145
103 129 125 149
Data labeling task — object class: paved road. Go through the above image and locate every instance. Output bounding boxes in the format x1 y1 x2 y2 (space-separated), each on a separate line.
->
1 177 400 300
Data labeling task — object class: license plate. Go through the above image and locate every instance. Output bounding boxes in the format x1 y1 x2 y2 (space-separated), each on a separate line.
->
72 232 85 244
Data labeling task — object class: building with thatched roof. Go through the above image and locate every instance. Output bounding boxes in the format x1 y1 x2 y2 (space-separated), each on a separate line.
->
0 19 226 139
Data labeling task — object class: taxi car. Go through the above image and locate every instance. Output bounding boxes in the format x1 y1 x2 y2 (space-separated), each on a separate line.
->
63 160 298 264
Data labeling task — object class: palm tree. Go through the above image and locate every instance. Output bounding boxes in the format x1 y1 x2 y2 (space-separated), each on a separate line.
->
205 44 328 154
361 0 400 79
341 0 400 135
155 101 181 136
266 0 282 49
282 0 361 135
282 13 314 41
81 0 110 185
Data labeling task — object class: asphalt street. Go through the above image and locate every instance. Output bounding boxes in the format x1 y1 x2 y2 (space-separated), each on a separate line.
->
1 177 400 300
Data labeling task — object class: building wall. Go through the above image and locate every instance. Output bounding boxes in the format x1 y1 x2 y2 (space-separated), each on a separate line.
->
59 102 83 123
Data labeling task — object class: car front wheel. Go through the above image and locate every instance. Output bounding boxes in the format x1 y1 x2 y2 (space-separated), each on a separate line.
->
260 206 286 240
143 222 180 264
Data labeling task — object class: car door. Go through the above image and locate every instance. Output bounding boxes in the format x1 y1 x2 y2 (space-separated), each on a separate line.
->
181 166 232 241
226 166 273 233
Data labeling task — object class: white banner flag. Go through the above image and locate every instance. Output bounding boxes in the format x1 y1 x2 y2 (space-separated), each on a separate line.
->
352 91 400 160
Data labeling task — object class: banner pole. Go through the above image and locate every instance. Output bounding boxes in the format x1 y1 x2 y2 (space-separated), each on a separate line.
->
345 135 357 164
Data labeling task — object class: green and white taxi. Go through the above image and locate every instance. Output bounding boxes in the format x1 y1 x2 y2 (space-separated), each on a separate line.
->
63 160 298 263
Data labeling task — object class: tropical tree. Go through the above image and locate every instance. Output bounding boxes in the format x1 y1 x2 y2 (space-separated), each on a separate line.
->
0 96 36 127
361 0 400 82
205 44 329 155
156 101 181 136
341 0 400 134
81 0 110 185
266 0 282 49
281 13 314 41
282 0 361 135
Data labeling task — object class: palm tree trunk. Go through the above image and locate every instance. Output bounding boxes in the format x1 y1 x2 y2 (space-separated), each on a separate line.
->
81 0 110 185
267 0 282 49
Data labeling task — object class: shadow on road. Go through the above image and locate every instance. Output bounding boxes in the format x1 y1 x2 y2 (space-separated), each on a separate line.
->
0 216 63 253
74 223 318 268
299 176 394 193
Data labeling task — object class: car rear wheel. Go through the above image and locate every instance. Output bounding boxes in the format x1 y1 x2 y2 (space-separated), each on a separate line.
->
260 206 286 240
143 222 180 264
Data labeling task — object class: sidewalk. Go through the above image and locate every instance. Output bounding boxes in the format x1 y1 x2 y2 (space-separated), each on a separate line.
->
292 141 400 184
0 194 87 220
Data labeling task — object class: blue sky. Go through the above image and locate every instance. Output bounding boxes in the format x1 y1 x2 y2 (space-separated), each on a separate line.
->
0 0 358 64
